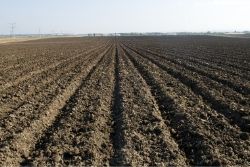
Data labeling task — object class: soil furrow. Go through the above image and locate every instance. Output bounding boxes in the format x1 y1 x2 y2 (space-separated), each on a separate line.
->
109 45 126 165
0 36 249 166
0 44 108 91
21 45 115 166
126 44 250 96
111 45 187 166
123 36 250 71
123 44 249 132
146 45 250 73
123 45 250 166
0 45 112 166
0 44 98 73
148 50 250 108
0 57 87 118
136 46 250 80
0 45 108 119
0 46 111 143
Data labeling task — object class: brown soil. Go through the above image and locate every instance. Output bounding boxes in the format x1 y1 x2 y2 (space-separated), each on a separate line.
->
0 36 249 166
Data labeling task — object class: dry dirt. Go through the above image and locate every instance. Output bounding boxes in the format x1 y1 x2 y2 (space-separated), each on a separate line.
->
0 37 42 44
0 36 249 166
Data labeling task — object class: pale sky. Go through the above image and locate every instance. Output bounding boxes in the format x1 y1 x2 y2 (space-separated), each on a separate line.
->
0 0 250 34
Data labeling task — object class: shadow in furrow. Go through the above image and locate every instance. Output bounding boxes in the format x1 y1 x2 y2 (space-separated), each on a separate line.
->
109 45 126 166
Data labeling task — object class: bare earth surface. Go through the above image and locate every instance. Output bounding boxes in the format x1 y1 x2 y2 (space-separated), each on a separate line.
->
0 37 42 44
0 36 249 166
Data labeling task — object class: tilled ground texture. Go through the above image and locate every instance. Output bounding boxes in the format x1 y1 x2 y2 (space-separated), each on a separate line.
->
0 36 249 166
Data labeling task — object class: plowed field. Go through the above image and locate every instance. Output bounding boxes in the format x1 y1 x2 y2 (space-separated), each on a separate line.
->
0 36 249 166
